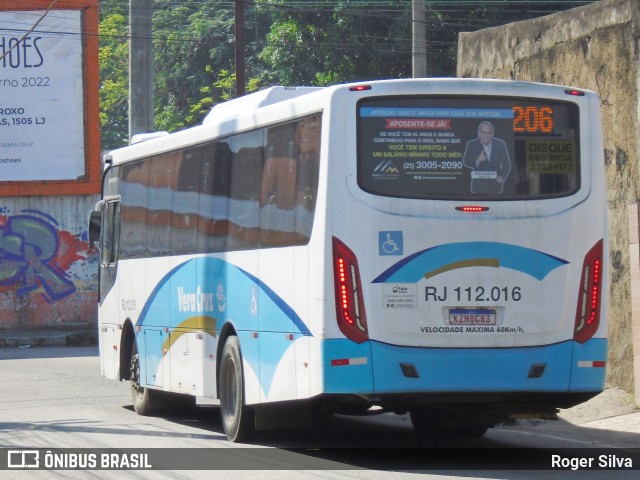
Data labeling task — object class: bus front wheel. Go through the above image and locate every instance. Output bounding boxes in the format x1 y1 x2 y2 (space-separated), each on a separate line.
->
219 336 254 442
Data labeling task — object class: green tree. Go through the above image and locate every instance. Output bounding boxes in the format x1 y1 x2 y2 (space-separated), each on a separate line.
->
152 1 237 132
258 1 412 86
99 0 252 149
98 1 594 151
99 5 129 150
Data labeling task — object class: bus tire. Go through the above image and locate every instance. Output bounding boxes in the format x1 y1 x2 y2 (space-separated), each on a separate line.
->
219 335 254 442
130 341 154 415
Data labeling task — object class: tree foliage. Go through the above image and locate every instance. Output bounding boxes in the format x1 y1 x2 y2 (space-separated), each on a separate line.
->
258 1 411 86
98 7 129 150
152 1 237 132
98 0 592 151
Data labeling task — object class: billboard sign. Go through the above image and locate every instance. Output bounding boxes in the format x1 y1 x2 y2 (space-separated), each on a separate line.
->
1 10 84 181
0 1 99 195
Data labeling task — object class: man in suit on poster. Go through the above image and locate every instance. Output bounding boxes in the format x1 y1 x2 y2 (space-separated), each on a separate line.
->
463 120 511 194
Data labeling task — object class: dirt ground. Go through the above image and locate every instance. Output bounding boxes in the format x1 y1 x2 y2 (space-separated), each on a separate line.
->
558 387 638 425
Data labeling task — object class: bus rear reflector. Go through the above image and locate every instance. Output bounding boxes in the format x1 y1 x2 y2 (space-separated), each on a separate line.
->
577 360 606 368
574 239 604 343
331 357 368 367
332 237 369 344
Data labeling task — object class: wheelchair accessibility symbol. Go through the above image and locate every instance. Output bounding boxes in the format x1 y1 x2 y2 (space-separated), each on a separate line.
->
379 231 403 256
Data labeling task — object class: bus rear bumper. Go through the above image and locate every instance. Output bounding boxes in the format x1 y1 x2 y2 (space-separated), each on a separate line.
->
323 338 607 396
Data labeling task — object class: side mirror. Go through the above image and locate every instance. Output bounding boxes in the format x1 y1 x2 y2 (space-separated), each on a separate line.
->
88 201 104 245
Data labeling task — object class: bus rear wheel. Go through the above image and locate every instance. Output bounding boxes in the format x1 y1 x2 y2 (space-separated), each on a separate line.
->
130 343 196 414
219 336 254 442
130 342 154 415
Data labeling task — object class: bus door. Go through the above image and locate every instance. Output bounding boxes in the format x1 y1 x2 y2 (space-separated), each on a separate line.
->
89 195 120 378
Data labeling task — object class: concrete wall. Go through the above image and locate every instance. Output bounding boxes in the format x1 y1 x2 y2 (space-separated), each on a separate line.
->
0 195 99 331
457 0 640 397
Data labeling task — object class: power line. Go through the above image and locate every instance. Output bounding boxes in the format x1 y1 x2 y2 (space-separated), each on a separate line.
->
1 1 596 63
0 0 62 63
3 1 595 37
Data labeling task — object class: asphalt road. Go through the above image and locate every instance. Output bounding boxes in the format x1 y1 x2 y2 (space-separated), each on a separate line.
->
0 346 638 480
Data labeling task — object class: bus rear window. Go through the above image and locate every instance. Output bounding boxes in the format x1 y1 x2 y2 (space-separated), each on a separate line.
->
357 97 580 200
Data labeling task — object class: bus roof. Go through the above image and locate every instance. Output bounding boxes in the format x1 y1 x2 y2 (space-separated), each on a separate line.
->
105 79 597 166
202 86 322 125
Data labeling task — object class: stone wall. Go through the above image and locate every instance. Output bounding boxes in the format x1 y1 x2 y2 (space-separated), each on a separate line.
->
457 0 640 394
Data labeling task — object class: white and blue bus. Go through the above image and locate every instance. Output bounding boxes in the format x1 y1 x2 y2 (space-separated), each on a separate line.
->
90 79 608 442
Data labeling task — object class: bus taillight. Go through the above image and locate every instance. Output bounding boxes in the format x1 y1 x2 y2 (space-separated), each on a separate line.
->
332 237 369 344
574 239 604 343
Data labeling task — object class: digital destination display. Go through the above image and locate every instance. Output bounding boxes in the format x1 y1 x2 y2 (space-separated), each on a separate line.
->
357 97 580 200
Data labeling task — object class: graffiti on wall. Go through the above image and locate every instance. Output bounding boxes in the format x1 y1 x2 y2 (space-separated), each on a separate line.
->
0 209 90 303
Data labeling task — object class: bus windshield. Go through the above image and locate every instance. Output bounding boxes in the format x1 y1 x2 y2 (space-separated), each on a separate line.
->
357 96 580 200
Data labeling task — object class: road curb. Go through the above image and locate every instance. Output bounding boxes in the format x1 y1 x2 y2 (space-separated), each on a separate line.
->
0 330 98 348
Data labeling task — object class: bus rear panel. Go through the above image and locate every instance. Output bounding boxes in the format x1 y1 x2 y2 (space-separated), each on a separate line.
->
321 81 607 426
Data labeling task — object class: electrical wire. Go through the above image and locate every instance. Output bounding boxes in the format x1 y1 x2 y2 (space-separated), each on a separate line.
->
0 0 62 63
0 1 596 61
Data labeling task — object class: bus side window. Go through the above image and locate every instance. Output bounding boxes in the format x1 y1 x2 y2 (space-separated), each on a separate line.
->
261 123 297 211
228 131 263 249
198 142 231 253
98 197 120 301
172 148 200 255
260 122 297 246
260 116 321 246
293 115 321 244
101 200 120 266
120 160 150 259
148 152 176 255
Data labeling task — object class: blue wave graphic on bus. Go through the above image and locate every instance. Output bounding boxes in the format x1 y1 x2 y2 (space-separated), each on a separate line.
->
137 257 311 336
136 257 311 396
372 242 568 283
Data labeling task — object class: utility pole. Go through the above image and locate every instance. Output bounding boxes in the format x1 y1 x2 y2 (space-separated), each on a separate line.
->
129 0 154 141
412 0 427 77
235 0 246 97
